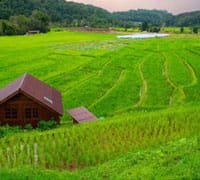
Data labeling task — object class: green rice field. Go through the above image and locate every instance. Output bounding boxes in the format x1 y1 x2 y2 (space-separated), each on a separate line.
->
1 32 200 118
0 31 200 179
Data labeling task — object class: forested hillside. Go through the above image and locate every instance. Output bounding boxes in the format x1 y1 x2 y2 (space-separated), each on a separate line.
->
174 11 200 27
0 0 200 28
113 9 173 26
0 0 116 27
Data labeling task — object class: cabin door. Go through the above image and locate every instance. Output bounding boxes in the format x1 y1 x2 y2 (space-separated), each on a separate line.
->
23 103 40 128
3 104 21 126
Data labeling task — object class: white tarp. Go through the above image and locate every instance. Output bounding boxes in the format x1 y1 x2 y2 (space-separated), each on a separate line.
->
117 33 169 39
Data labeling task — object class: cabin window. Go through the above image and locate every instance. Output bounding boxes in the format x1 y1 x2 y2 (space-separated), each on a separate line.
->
25 108 31 118
25 108 39 118
5 108 18 119
33 108 39 118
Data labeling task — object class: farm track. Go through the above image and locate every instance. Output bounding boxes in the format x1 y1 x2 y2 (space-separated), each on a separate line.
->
134 54 152 106
89 70 126 108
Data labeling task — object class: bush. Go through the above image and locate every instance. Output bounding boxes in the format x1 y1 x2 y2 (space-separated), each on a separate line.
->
25 124 33 130
37 119 57 131
193 26 199 34
149 26 160 33
0 20 18 35
180 27 184 33
0 125 22 138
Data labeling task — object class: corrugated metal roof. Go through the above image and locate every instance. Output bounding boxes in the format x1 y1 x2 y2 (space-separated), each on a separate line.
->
0 73 63 115
67 107 98 123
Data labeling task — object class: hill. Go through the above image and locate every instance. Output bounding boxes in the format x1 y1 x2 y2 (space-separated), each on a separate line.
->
113 9 173 26
174 11 200 27
0 0 115 27
0 0 200 27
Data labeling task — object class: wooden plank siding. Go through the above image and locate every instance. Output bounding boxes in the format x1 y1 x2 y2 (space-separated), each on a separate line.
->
0 93 60 128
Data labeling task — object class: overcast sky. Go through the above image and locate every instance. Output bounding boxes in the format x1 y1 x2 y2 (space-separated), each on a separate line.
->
69 0 200 14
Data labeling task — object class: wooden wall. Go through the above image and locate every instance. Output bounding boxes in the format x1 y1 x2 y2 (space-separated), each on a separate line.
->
0 93 60 128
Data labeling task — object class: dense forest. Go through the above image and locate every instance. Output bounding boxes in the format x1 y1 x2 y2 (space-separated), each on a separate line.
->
0 0 116 28
113 9 173 26
0 0 200 32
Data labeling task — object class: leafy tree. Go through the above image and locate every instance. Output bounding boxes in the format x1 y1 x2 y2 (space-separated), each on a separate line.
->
10 15 29 34
29 10 50 33
0 20 17 35
193 26 199 34
149 26 160 33
180 27 184 33
141 22 149 31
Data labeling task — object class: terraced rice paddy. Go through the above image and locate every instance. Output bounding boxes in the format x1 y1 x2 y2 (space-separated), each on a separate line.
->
0 32 200 119
0 31 200 178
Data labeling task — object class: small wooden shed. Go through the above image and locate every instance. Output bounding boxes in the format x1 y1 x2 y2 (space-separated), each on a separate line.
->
0 73 63 128
26 30 40 35
67 107 98 124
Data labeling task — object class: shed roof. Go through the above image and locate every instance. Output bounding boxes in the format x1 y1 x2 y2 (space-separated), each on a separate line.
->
67 107 98 123
0 73 63 115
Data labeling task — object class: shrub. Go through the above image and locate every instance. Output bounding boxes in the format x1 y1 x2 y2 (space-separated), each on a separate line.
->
0 125 22 138
180 27 184 33
25 124 33 130
0 20 18 35
37 119 57 131
149 27 160 33
193 26 199 34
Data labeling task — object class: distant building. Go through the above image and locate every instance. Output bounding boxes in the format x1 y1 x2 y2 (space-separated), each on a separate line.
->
0 73 63 128
26 30 40 35
67 107 98 124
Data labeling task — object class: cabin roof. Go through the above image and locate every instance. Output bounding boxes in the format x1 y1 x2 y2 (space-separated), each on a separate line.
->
67 107 98 123
0 73 63 115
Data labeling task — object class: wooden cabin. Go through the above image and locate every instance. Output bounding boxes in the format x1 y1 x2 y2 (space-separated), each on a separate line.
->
67 107 98 124
0 73 63 128
26 30 40 35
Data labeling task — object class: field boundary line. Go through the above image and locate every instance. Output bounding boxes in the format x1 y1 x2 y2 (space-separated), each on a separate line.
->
162 52 186 105
134 53 152 106
173 50 198 87
63 58 114 95
185 47 200 58
89 69 126 108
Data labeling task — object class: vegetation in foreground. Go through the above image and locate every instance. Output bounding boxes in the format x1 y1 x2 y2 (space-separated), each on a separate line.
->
0 134 199 180
0 106 199 170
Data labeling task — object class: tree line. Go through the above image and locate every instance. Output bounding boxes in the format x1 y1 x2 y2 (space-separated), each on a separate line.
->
0 10 50 35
